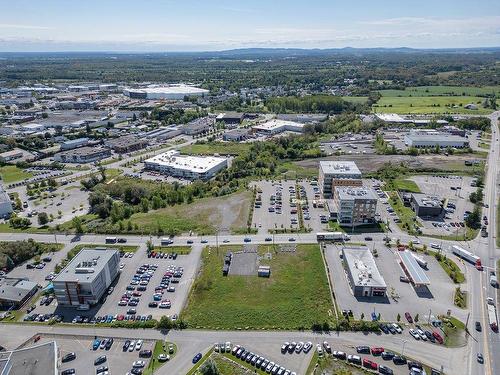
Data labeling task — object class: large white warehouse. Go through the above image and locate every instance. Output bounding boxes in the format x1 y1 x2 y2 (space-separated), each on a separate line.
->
124 84 209 100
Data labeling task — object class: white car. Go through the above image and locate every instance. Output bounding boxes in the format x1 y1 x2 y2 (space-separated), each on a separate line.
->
128 341 136 352
132 360 145 368
409 329 420 340
316 344 324 356
225 342 231 352
213 343 219 352
417 329 427 341
135 340 143 350
429 243 441 249
391 323 402 333
303 341 313 353
158 354 170 362
295 342 304 353
487 297 494 305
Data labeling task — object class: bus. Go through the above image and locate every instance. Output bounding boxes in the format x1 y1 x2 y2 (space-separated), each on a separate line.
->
316 232 350 242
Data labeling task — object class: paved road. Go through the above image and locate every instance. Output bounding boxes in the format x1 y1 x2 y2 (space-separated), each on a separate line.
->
0 323 466 375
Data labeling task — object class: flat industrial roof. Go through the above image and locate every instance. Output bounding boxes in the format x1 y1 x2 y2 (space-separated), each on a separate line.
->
405 133 468 143
145 150 227 173
127 85 209 95
342 246 386 289
319 160 362 176
252 119 305 132
398 250 430 285
0 341 57 375
336 186 378 201
53 248 118 283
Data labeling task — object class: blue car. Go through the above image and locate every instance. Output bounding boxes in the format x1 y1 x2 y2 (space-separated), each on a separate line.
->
92 339 101 350
244 238 251 243
192 353 202 363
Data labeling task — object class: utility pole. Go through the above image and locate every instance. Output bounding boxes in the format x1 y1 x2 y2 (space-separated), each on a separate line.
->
427 308 432 324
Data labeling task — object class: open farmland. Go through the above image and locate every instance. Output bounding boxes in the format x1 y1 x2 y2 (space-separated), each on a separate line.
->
182 244 331 330
373 95 497 114
378 85 500 97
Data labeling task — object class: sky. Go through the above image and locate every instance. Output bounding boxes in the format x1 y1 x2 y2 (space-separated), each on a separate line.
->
0 0 499 52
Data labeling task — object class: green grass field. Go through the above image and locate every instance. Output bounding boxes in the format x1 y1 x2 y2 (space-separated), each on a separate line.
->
378 85 500 97
180 142 251 156
341 96 369 104
129 190 251 236
0 165 32 184
383 178 421 193
182 244 331 330
373 96 496 114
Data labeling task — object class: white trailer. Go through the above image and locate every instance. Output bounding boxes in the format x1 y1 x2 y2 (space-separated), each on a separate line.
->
411 253 428 268
487 304 498 332
451 245 482 268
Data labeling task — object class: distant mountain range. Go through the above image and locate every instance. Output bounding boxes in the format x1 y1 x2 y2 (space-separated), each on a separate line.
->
1 46 499 58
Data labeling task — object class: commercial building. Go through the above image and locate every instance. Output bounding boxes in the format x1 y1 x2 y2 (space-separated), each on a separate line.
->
404 131 469 149
144 150 228 180
333 187 378 227
52 248 120 307
276 113 328 123
342 246 387 297
0 149 23 163
318 161 362 198
0 184 13 218
252 119 305 135
0 341 58 375
106 135 148 154
124 85 209 100
410 193 443 217
0 278 38 309
216 112 245 125
222 128 250 142
60 137 89 151
181 117 214 135
53 146 111 164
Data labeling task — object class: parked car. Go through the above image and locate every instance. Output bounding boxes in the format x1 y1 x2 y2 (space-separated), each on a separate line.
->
192 353 202 363
62 352 76 363
405 312 413 323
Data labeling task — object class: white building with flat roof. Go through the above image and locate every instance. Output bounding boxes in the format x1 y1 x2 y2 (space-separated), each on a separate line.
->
342 246 387 297
252 119 305 135
144 150 227 180
124 84 209 100
318 161 362 198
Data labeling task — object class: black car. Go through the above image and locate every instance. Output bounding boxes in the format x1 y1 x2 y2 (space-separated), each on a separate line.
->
123 340 130 351
364 236 373 241
378 364 394 375
105 338 113 350
139 350 152 358
62 352 76 363
379 323 389 334
148 302 158 308
61 369 75 375
356 345 370 354
94 355 107 365
131 369 143 375
475 321 482 331
96 366 108 374
393 355 407 365
118 238 127 243
381 351 395 360
407 361 422 370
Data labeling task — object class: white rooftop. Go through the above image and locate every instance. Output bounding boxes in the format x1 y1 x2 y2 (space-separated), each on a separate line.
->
145 150 227 173
343 247 386 288
375 113 406 122
319 160 361 176
128 85 209 95
252 119 305 131
336 186 378 201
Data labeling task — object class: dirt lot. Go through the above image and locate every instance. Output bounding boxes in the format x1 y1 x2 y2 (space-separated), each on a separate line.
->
296 153 485 174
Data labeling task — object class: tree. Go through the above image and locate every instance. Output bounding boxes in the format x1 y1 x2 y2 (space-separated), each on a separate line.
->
465 205 481 229
37 212 49 226
72 216 83 233
156 316 173 330
396 313 401 322
414 313 419 322
199 359 219 375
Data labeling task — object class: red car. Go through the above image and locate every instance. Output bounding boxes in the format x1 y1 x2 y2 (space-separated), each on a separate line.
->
371 347 384 356
432 331 444 344
405 312 413 323
362 358 378 370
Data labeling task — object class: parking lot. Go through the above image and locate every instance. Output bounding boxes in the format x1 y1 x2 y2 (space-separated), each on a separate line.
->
23 243 202 324
409 175 476 236
35 335 159 375
324 243 467 323
320 133 376 156
251 180 328 234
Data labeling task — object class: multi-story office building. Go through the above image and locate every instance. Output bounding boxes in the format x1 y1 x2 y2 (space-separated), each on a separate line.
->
52 248 119 307
318 161 362 198
333 186 378 227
